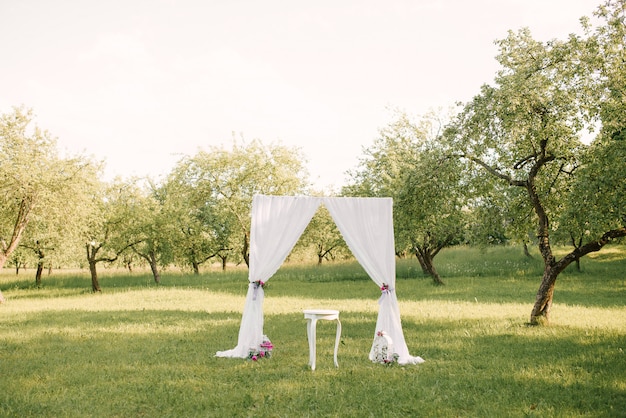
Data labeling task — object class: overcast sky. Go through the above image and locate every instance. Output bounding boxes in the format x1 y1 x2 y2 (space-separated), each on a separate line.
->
0 0 601 190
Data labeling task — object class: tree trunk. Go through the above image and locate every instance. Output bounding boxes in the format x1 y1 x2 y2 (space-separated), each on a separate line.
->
414 251 429 275
242 231 250 267
86 243 102 292
0 253 7 303
192 260 200 275
527 172 556 325
0 196 32 301
523 242 532 258
220 254 227 271
35 261 44 287
89 260 101 292
570 234 582 272
423 253 445 286
143 250 160 284
529 267 558 325
149 258 160 284
414 246 445 285
35 247 45 287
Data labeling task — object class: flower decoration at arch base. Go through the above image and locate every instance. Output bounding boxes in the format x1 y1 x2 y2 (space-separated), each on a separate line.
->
371 330 399 365
248 335 274 361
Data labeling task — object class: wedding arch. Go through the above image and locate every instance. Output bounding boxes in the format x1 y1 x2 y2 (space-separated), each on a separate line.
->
215 195 424 365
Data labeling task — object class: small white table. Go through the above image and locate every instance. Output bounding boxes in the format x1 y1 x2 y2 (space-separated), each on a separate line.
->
303 309 341 371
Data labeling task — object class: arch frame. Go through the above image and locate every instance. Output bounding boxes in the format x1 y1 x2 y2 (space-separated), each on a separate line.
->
216 195 424 365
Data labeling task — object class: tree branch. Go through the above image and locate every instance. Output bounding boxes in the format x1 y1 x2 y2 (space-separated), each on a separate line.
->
200 248 232 264
458 153 526 187
513 154 537 169
556 226 626 273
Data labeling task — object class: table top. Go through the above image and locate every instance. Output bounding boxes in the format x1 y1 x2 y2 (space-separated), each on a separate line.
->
303 309 339 316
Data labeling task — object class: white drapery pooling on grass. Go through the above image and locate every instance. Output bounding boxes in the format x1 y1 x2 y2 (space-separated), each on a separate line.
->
215 195 424 365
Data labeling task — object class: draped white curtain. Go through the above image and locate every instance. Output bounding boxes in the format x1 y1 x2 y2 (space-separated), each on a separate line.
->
216 195 321 358
324 197 423 365
216 195 424 365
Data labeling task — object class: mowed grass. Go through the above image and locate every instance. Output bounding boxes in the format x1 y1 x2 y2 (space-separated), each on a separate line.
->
0 246 625 417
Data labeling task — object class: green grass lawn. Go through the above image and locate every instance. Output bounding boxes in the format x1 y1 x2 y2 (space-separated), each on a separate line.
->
1 246 625 417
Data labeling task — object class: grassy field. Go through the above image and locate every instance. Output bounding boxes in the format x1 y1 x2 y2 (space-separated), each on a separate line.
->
1 246 625 417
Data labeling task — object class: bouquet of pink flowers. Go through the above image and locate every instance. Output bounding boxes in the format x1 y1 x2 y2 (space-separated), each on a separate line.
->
248 336 274 361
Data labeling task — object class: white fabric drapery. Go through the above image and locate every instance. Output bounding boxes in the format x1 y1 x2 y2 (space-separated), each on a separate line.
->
215 195 321 358
323 197 423 364
215 195 424 365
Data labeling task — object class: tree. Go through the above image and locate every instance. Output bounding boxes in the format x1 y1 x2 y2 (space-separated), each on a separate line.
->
126 183 176 284
19 156 102 286
84 179 142 292
0 107 98 300
464 193 510 248
169 139 309 268
447 1 626 324
161 166 234 273
345 111 467 284
298 205 348 265
9 246 29 275
464 177 539 257
395 147 466 285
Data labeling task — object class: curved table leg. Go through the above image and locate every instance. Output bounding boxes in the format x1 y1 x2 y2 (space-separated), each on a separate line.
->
304 310 341 371
306 318 318 371
333 318 341 368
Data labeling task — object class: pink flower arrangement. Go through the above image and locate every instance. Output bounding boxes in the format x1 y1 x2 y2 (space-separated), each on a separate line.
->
248 336 273 361
260 340 274 351
383 354 399 365
252 280 267 300
380 283 389 293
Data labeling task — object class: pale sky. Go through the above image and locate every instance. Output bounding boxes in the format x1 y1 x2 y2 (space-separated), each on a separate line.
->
0 0 601 191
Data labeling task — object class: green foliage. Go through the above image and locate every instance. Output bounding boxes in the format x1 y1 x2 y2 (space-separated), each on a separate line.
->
561 134 626 241
160 168 236 272
447 1 626 321
21 154 102 271
0 108 319 282
0 246 624 417
164 139 309 268
126 184 177 282
394 146 466 249
555 1 626 248
450 1 626 251
296 206 350 264
345 110 467 283
0 107 101 271
82 178 152 291
87 179 142 257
